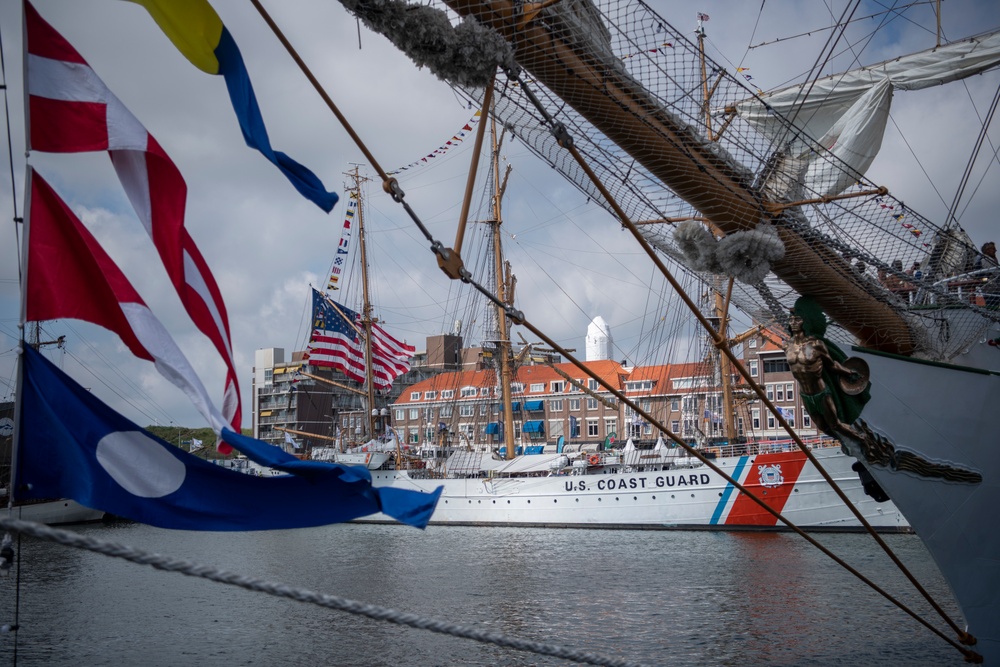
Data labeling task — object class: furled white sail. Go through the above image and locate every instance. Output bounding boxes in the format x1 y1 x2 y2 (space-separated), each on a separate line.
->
735 30 1000 196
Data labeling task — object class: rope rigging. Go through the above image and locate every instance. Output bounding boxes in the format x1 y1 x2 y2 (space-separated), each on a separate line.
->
244 0 980 657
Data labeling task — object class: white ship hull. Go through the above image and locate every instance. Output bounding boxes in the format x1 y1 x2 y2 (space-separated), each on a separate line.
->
850 321 1000 661
6 499 104 525
359 445 908 531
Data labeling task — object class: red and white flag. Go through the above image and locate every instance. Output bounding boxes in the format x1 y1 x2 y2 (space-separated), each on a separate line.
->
25 169 231 436
24 1 241 437
369 322 415 389
306 289 413 390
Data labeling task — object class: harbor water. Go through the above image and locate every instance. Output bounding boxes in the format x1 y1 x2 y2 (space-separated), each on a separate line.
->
0 520 965 666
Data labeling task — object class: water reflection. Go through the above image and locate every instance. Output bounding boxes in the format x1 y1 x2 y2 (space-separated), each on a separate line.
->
0 523 962 666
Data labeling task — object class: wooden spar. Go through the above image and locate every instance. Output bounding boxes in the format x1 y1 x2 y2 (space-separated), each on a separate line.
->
488 110 518 461
349 167 379 439
275 425 337 442
440 0 915 354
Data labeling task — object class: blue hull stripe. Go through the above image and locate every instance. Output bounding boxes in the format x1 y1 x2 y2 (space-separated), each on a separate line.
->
710 456 749 525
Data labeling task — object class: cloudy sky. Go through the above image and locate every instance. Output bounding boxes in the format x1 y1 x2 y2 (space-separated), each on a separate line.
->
0 0 997 430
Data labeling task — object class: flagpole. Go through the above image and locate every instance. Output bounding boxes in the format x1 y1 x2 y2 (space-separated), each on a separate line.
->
348 166 378 442
8 167 33 510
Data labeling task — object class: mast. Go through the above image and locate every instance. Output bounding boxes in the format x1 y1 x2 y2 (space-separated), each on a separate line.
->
347 166 378 440
711 279 737 443
696 13 713 141
488 113 518 461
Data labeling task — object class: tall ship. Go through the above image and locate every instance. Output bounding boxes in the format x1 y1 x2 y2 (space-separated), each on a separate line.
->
340 113 910 533
328 0 999 658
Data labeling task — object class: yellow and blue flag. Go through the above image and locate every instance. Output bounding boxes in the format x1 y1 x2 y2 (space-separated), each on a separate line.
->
128 0 338 212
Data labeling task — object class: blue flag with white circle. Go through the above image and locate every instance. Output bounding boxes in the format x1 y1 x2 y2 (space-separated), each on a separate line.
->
15 346 440 531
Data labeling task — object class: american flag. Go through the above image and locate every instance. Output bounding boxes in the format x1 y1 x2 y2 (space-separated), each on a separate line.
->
306 289 414 389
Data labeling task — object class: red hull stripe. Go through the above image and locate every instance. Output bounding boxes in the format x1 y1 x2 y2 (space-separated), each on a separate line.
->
724 451 808 526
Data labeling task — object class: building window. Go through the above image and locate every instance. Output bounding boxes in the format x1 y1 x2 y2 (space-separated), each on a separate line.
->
765 384 774 401
763 358 790 374
479 404 488 416
441 390 454 399
530 383 544 393
784 408 795 427
551 381 565 393
410 392 421 401
604 417 617 437
785 383 794 401
670 398 680 411
440 405 453 418
587 419 599 437
550 399 564 412
671 420 680 433
586 397 598 410
460 387 477 398
749 360 759 377
459 404 474 417
571 380 584 393
511 383 524 393
409 408 419 420
588 378 599 391
749 337 757 348
408 428 419 444
752 409 760 430
569 398 581 411
625 380 653 391
480 387 490 396
767 414 776 429
395 409 405 421
803 412 812 428
425 391 436 400
776 384 784 402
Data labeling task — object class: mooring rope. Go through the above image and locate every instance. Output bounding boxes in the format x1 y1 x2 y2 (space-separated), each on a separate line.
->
0 517 650 667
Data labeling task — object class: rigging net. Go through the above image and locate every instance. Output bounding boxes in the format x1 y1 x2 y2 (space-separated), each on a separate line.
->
415 0 1000 362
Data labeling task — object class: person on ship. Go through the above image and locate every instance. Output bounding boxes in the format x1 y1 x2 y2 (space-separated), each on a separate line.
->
976 241 999 307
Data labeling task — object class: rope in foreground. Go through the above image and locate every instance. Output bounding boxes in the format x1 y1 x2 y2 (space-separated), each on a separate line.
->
0 517 650 667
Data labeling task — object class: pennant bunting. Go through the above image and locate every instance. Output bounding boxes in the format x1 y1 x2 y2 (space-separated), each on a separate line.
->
126 0 338 212
388 112 481 175
327 193 356 291
24 1 242 443
620 41 674 60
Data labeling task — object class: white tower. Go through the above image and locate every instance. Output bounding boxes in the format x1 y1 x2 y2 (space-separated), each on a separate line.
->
585 316 613 361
